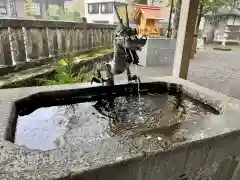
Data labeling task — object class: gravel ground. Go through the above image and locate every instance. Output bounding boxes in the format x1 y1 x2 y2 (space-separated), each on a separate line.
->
115 45 240 99
188 45 240 99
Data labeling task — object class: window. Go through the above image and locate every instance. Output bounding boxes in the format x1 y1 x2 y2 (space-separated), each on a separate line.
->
0 0 7 15
30 2 41 16
25 0 42 17
100 3 113 14
88 3 99 14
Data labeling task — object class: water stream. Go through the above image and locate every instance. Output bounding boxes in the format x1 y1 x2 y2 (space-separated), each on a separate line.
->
135 65 144 122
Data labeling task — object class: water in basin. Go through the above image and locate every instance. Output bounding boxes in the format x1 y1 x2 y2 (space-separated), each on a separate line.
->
14 92 218 151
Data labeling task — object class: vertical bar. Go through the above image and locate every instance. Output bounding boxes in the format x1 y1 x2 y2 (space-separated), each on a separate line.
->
100 28 103 46
172 0 200 79
95 28 99 47
97 28 100 47
25 28 40 60
79 29 84 50
88 29 92 49
72 28 78 52
8 27 26 64
65 29 70 53
0 28 13 65
72 28 76 52
110 28 114 46
67 28 73 53
82 17 87 50
57 28 66 55
39 28 49 58
104 28 108 46
92 28 95 47
47 28 58 57
94 28 98 47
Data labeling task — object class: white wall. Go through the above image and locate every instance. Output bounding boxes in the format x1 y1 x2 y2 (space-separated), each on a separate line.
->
85 0 127 24
227 16 240 26
233 17 240 26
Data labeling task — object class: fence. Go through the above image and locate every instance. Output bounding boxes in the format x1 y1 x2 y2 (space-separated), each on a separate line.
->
0 18 116 68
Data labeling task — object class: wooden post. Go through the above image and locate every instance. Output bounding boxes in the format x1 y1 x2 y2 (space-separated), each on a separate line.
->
172 0 200 79
82 17 87 49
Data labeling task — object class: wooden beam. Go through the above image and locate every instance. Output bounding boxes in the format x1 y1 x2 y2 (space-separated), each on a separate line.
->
172 0 200 79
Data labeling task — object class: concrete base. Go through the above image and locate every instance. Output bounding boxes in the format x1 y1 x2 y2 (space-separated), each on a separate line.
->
138 37 176 67
1 77 240 179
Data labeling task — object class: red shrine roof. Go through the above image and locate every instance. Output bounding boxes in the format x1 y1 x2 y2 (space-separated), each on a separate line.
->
132 4 166 20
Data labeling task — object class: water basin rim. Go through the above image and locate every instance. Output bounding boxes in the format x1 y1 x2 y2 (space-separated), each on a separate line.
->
14 81 182 115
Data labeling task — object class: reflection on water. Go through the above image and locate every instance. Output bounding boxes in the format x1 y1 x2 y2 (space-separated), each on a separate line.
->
15 93 216 151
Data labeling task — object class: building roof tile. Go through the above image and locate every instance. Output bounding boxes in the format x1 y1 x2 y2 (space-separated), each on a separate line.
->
134 4 165 20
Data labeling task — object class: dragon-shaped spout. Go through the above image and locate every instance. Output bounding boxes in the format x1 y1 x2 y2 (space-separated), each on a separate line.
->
91 2 147 86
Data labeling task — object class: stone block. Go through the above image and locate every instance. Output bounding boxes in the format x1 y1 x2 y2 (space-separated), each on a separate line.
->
138 37 176 67
1 77 240 179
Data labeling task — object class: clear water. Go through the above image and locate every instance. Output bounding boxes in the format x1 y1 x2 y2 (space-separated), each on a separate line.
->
15 93 217 151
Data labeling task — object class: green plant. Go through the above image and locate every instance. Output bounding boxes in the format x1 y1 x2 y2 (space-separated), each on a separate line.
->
213 46 232 51
41 54 91 85
47 4 81 21
24 0 34 14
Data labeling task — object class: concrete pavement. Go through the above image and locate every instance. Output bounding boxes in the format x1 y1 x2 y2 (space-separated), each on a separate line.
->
115 45 240 99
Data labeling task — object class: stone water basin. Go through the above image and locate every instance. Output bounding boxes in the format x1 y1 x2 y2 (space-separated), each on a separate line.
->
2 77 240 180
14 84 218 151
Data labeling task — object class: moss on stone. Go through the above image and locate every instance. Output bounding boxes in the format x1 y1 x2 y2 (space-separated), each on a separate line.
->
55 46 113 64
0 46 113 89
77 46 113 59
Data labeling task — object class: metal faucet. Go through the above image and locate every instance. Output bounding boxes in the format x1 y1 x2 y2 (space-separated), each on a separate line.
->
91 2 147 86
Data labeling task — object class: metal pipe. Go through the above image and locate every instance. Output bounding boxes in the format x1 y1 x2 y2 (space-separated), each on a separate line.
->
113 1 124 27
125 4 129 27
167 0 174 38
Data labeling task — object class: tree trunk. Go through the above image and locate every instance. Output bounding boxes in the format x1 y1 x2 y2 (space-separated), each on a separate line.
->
207 12 218 44
195 2 203 34
167 0 174 38
172 0 181 39
207 24 216 44
192 2 203 54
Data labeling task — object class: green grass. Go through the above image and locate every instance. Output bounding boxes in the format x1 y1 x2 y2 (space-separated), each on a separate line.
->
213 46 232 51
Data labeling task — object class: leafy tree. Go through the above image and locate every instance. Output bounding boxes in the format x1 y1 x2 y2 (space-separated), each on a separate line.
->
171 0 240 39
198 0 240 42
24 0 34 14
172 0 181 38
47 4 81 21
137 0 148 4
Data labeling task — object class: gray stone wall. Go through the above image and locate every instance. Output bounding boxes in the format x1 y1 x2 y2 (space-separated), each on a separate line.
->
138 37 176 67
